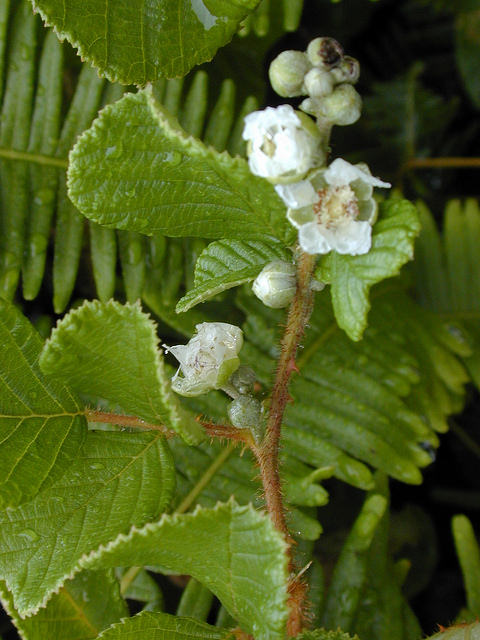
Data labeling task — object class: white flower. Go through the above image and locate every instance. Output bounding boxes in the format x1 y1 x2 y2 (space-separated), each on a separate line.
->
242 105 323 183
165 323 243 397
286 158 391 256
275 180 320 209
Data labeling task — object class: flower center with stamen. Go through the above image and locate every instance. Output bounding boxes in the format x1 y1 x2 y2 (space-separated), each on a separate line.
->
260 135 276 157
313 185 359 229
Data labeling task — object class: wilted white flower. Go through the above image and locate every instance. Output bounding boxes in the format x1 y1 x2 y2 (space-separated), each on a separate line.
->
286 158 391 256
252 260 296 309
242 105 323 183
165 322 243 397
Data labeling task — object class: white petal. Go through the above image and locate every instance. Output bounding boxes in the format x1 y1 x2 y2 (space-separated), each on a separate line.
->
275 180 320 209
298 222 333 255
242 105 299 141
321 219 372 255
324 158 391 189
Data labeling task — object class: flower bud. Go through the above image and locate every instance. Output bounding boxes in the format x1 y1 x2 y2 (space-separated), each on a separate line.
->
243 105 323 183
229 365 257 396
318 84 362 126
331 56 360 85
166 322 243 397
228 396 264 443
269 50 311 98
306 37 343 69
252 261 296 309
303 67 334 98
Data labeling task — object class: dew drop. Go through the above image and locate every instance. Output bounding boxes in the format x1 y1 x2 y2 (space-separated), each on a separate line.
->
165 151 182 167
90 462 105 470
19 528 39 542
105 142 123 159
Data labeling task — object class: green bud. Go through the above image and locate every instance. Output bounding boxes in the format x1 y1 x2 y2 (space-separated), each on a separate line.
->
228 396 264 443
331 56 360 85
303 67 334 98
230 365 257 396
252 260 296 309
306 37 343 69
318 84 362 125
269 50 311 98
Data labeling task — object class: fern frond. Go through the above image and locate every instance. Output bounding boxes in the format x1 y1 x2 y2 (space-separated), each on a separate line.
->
412 199 480 389
320 474 422 640
235 282 468 486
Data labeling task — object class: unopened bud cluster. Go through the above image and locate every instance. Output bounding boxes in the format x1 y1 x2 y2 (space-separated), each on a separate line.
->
269 37 361 126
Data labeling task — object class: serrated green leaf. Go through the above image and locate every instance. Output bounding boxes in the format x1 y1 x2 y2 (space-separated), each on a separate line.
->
316 199 421 341
427 623 480 640
30 0 259 85
67 89 289 243
297 630 360 640
177 238 290 312
95 611 230 640
81 500 289 640
39 300 204 444
1 570 127 640
0 430 174 617
0 298 86 508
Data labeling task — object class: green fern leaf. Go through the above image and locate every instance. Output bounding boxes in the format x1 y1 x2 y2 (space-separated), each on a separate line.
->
321 493 388 630
452 515 480 618
412 198 480 390
236 281 468 486
0 0 37 299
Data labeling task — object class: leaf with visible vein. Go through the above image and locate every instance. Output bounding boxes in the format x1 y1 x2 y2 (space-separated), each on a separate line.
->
0 570 127 640
67 89 290 243
0 430 175 616
96 610 231 640
30 0 259 85
177 238 291 312
316 199 421 341
39 299 204 444
81 500 288 640
0 298 86 508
